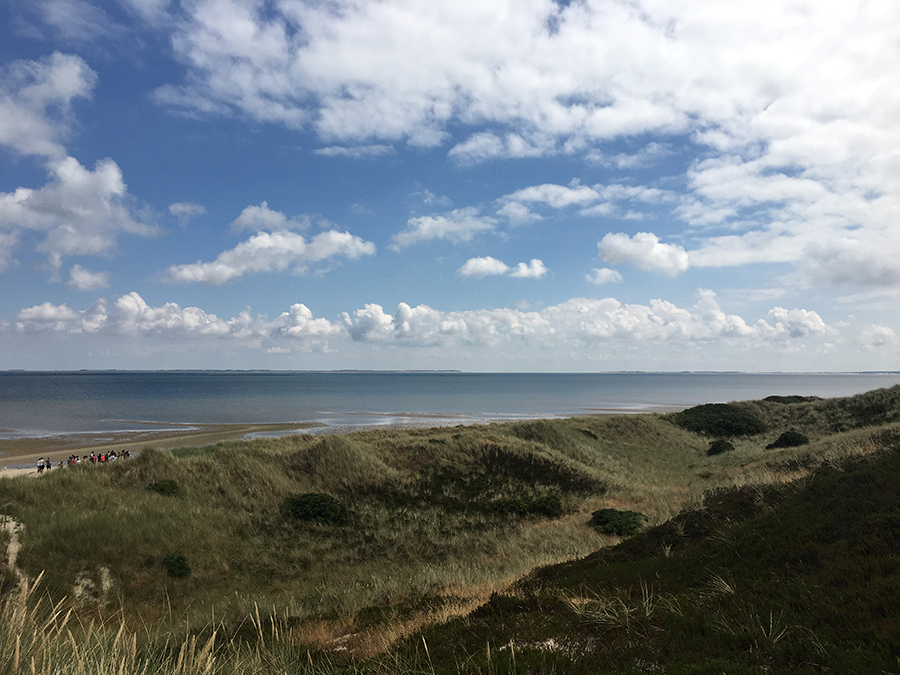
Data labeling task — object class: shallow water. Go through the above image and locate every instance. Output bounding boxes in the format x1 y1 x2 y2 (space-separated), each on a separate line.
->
2 370 898 440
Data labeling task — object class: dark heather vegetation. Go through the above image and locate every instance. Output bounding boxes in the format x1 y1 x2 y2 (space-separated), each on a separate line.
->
281 493 350 526
766 429 810 450
0 385 899 673
706 439 735 456
671 403 767 436
588 508 646 536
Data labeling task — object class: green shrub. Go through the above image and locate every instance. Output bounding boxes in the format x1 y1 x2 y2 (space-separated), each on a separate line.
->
281 493 349 526
146 479 180 496
161 553 191 578
766 429 810 449
707 439 735 456
589 508 646 536
763 395 819 404
531 494 564 518
672 403 767 437
492 496 531 516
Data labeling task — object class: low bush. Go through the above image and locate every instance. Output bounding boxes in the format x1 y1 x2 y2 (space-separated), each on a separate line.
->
161 553 191 578
763 395 819 404
146 479 180 496
281 492 349 526
532 494 564 518
671 403 767 437
707 439 735 456
766 429 810 449
589 508 646 536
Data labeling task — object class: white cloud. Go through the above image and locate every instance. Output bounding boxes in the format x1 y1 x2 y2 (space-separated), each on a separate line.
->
390 208 496 250
27 0 119 42
500 182 601 209
338 293 830 349
230 202 310 232
597 232 690 277
271 303 344 340
509 259 547 279
120 0 172 23
586 143 671 169
855 325 898 350
0 232 18 272
66 264 110 291
495 201 541 225
11 291 841 364
314 145 395 159
586 268 623 285
458 256 509 278
458 256 547 279
448 132 553 164
0 156 158 270
0 52 96 159
169 202 206 227
16 301 84 332
494 180 679 223
164 229 376 285
149 2 900 289
761 307 829 339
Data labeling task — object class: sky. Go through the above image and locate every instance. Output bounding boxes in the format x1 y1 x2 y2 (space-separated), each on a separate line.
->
0 0 898 372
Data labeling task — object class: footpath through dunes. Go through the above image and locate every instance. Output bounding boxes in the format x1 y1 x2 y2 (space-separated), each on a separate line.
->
0 385 898 672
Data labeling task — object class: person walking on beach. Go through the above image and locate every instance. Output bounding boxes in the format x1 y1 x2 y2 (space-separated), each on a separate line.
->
37 457 45 474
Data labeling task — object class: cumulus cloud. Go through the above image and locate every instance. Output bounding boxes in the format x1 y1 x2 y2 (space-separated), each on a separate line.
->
0 155 158 270
66 264 110 291
230 202 310 232
0 52 96 159
586 268 623 285
856 325 898 350
762 307 829 340
458 256 509 278
509 259 547 279
390 208 497 250
500 182 601 209
494 180 679 223
145 1 900 288
164 229 376 284
458 257 547 279
597 232 690 277
338 294 829 349
0 54 157 274
12 291 838 363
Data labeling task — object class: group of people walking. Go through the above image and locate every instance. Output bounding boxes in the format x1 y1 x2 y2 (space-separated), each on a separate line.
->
37 450 131 473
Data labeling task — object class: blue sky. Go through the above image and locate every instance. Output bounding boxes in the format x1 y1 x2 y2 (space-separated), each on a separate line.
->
0 0 898 372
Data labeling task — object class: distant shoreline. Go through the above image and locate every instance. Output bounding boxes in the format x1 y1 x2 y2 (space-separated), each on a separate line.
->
4 369 900 374
0 422 319 473
0 406 677 475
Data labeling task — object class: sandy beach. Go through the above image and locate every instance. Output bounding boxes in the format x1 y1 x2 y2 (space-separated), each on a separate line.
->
0 422 319 477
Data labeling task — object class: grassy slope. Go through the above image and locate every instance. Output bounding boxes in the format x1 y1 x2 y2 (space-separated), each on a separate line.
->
408 428 900 673
0 385 899 671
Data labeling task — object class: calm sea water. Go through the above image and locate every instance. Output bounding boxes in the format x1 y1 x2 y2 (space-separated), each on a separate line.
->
2 371 899 441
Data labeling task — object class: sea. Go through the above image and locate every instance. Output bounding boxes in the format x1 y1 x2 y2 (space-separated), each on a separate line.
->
1 370 899 442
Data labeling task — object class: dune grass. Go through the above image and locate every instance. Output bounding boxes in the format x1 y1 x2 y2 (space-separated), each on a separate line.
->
1 385 899 671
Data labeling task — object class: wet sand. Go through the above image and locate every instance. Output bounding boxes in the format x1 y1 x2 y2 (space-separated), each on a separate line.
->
0 422 320 476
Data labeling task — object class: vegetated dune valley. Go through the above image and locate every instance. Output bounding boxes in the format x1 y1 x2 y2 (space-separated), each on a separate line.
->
2 378 900 673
